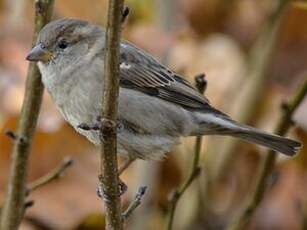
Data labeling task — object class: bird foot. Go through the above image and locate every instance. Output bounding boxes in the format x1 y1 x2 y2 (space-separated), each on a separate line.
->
77 116 123 133
97 177 128 202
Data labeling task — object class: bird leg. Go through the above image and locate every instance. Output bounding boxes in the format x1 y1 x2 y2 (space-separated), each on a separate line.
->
97 176 128 201
77 116 123 134
78 117 134 199
118 157 135 175
96 158 135 200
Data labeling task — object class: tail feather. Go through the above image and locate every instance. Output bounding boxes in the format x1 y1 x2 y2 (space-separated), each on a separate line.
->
196 113 301 156
230 127 301 156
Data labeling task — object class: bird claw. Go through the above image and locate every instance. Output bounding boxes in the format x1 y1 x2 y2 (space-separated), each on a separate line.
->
77 122 100 131
97 178 128 202
118 179 128 196
78 116 123 133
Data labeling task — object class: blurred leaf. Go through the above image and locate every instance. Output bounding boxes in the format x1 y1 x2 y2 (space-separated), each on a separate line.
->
158 154 182 209
126 0 154 24
294 128 307 169
249 163 304 230
54 0 107 24
76 213 105 230
293 1 307 10
127 23 173 57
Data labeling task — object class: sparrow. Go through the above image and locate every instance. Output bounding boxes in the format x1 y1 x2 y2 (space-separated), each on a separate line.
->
26 18 301 160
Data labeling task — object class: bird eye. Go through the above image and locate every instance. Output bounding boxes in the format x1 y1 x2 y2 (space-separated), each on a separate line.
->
58 40 68 49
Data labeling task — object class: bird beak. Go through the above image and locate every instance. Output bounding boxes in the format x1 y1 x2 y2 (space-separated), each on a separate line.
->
26 43 53 62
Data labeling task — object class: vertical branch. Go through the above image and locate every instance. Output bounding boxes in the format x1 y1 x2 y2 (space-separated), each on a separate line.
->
165 74 206 230
228 77 307 230
100 0 124 229
0 1 54 230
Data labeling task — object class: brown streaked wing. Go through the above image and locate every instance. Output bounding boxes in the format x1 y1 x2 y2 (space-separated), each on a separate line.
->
119 41 221 112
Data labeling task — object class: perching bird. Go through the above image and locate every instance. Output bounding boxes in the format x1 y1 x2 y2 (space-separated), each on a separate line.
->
26 18 301 161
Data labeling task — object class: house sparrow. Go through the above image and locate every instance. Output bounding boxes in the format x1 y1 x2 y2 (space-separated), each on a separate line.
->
26 18 301 160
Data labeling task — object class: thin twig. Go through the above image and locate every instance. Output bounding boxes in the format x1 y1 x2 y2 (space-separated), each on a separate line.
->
122 186 147 221
0 1 54 229
213 0 290 182
4 129 26 144
99 0 126 229
121 5 129 23
27 157 73 193
165 74 206 230
228 76 307 230
19 200 35 220
5 129 19 140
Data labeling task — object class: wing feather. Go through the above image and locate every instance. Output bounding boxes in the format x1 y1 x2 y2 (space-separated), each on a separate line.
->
119 42 222 113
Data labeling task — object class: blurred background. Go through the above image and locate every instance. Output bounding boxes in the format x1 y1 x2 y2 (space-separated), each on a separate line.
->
0 0 307 229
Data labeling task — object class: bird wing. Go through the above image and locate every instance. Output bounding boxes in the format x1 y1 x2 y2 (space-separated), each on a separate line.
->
119 42 215 111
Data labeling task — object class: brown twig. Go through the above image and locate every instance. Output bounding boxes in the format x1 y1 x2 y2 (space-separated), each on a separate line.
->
19 200 35 221
122 186 147 221
5 129 19 140
99 0 125 229
0 1 54 229
165 74 206 230
27 157 73 193
228 76 307 230
121 5 130 23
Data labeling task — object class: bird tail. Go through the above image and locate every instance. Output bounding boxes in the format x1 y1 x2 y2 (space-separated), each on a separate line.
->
196 113 301 156
229 126 301 156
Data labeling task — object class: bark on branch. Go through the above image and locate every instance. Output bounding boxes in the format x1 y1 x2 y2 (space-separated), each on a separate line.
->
100 0 125 229
0 1 54 229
